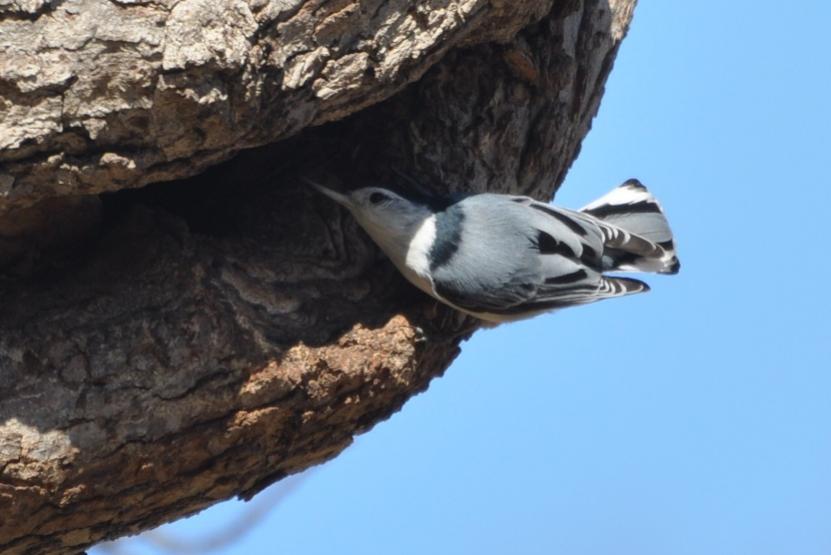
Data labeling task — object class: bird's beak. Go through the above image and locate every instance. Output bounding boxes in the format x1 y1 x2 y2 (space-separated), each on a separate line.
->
302 177 351 207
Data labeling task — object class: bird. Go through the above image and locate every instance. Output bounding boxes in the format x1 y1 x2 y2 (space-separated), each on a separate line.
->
309 177 679 324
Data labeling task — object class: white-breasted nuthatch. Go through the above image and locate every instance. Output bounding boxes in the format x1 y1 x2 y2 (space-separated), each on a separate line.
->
310 178 679 324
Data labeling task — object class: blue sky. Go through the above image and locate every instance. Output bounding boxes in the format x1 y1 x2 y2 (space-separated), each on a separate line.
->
96 2 831 554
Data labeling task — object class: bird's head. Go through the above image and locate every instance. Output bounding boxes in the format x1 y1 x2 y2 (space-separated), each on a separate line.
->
309 182 434 261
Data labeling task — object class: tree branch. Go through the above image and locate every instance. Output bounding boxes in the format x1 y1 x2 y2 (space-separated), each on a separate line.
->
0 0 636 553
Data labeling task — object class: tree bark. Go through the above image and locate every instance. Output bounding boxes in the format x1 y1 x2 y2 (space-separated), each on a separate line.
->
0 0 636 553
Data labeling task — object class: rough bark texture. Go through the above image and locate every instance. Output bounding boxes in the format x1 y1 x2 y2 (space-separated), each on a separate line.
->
0 0 636 553
0 0 555 214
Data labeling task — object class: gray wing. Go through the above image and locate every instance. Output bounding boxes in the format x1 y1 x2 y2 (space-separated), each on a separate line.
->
429 194 647 316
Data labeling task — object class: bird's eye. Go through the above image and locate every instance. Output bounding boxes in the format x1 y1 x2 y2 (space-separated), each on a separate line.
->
369 192 389 205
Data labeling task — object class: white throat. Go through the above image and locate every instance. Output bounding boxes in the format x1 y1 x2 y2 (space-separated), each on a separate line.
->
405 214 437 277
357 212 437 297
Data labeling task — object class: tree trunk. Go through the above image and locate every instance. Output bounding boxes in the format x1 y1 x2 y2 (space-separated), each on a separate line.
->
0 0 636 553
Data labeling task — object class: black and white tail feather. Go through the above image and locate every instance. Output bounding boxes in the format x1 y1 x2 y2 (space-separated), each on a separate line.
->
580 178 680 275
